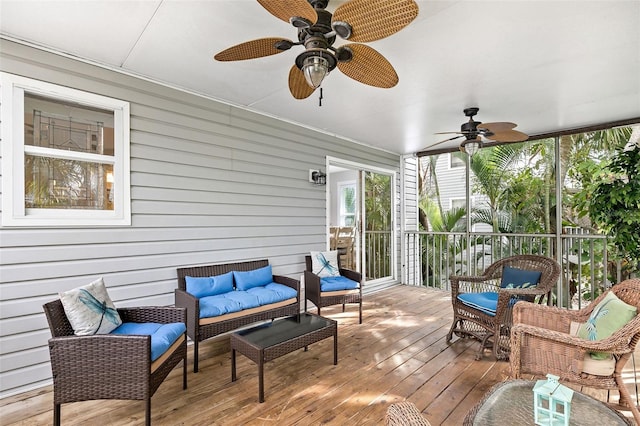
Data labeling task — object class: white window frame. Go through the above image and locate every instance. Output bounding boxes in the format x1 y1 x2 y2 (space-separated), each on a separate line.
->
1 73 131 227
450 197 467 211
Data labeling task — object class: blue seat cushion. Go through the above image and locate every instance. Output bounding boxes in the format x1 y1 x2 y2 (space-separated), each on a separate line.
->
247 283 297 305
264 282 298 299
222 290 260 310
320 276 360 292
233 265 273 291
457 292 498 316
111 322 186 361
185 271 234 298
199 294 243 318
500 266 542 289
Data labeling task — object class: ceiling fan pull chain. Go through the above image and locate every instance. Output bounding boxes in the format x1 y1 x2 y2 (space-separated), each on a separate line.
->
319 87 323 107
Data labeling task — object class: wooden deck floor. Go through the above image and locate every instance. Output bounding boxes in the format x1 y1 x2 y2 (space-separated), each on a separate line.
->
2 285 638 425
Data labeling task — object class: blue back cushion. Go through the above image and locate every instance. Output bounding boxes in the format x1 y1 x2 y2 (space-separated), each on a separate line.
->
500 266 542 289
233 265 273 291
185 271 234 298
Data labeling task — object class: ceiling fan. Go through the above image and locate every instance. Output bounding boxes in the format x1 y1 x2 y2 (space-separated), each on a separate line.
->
419 107 529 156
214 0 419 100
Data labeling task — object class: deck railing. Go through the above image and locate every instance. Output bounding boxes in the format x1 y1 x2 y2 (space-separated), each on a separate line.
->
403 229 615 309
364 230 392 280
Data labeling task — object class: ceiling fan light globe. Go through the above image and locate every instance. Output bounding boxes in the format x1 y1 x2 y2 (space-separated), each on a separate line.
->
462 139 481 156
302 55 329 88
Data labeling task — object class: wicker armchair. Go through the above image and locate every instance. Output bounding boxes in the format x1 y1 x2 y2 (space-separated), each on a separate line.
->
510 278 640 424
385 401 431 425
305 255 363 323
43 300 188 426
447 254 561 360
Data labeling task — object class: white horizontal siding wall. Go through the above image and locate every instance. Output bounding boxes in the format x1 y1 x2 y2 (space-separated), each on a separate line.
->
0 39 402 397
402 155 419 285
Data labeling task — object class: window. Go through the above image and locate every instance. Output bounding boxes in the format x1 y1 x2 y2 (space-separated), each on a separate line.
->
449 152 465 169
450 198 467 211
338 182 356 226
1 73 131 226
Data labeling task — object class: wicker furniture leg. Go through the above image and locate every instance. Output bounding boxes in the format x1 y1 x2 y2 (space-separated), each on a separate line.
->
231 348 237 382
258 349 265 403
194 340 199 373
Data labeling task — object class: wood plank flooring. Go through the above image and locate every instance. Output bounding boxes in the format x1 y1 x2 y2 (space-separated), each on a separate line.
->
2 285 638 425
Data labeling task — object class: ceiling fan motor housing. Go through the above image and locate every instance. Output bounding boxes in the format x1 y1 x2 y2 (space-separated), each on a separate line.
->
461 120 482 138
308 0 329 9
298 9 335 46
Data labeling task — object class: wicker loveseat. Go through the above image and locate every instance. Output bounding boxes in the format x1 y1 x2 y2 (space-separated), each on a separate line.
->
176 259 300 372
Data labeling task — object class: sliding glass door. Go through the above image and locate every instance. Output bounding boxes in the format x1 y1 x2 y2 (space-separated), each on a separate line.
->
328 159 395 284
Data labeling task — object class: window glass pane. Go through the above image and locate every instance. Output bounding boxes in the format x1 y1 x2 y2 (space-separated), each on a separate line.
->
343 186 355 214
25 94 114 155
25 155 114 210
450 153 465 168
340 184 356 226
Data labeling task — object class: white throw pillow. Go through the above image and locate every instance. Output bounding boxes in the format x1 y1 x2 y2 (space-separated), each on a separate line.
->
310 251 341 277
59 277 122 335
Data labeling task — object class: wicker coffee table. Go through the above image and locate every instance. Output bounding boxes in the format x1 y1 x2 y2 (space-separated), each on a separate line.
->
230 313 337 402
464 379 631 425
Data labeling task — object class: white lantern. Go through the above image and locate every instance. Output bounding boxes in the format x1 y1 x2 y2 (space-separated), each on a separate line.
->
533 374 574 426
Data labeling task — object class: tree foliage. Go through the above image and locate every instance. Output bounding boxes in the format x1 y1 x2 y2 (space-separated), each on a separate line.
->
585 145 640 268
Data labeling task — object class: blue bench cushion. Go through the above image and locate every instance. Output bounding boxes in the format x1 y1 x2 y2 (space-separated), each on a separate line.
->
111 322 186 361
199 294 243 318
233 265 273 291
457 292 498 316
247 283 297 305
320 276 360 292
185 271 234 298
198 284 297 319
264 282 297 299
500 266 542 289
223 290 260 310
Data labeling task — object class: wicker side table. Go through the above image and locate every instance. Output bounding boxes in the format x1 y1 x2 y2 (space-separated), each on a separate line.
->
230 313 337 402
464 379 631 425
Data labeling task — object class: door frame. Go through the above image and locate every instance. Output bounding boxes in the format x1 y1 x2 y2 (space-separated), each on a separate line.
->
325 156 398 284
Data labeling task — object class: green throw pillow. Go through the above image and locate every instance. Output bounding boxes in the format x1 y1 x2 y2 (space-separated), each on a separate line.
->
577 290 637 359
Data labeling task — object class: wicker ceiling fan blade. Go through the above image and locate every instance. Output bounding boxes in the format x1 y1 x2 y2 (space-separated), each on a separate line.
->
214 38 293 61
337 44 398 88
414 135 464 156
432 134 464 146
257 0 317 25
332 0 419 43
477 122 518 132
485 129 529 143
288 65 315 99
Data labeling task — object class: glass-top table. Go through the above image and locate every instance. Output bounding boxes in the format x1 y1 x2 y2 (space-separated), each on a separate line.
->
464 379 631 425
230 313 337 402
